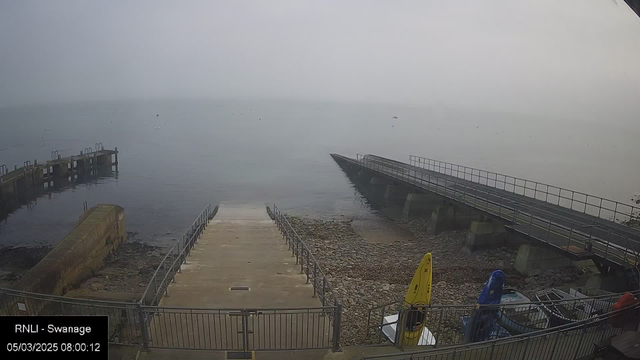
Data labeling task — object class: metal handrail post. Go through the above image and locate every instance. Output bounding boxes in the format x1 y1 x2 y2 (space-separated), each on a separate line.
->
332 302 342 352
241 309 249 354
306 250 310 282
434 308 444 348
322 277 326 306
567 225 575 250
395 307 406 350
137 304 150 350
313 263 317 297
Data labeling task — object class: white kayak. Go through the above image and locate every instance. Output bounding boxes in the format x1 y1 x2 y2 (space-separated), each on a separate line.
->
381 314 436 346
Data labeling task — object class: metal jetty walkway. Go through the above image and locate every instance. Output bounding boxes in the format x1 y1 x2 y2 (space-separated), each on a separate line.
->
331 153 640 274
0 144 117 184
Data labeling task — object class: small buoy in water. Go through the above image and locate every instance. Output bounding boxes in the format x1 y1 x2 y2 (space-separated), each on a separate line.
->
156 114 159 117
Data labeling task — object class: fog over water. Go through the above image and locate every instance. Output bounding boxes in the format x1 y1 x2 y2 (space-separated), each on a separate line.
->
1 1 638 247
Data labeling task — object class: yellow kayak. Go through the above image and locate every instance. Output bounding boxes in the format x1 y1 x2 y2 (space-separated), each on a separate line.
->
401 252 432 346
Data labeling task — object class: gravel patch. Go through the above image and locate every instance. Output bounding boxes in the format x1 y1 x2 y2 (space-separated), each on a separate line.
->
287 215 588 346
74 236 163 299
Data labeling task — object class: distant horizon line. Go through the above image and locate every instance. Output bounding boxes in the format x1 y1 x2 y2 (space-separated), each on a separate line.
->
0 95 458 109
0 97 633 127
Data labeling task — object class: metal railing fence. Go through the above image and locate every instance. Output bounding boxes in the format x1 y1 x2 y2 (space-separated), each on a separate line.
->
408 155 639 225
363 301 640 360
141 305 335 351
140 204 216 306
0 287 143 346
355 154 640 269
0 204 341 352
269 204 342 350
366 290 636 348
0 287 337 351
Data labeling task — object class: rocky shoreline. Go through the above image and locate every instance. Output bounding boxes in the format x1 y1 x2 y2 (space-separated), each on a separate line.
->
287 214 589 346
68 239 163 301
0 232 164 302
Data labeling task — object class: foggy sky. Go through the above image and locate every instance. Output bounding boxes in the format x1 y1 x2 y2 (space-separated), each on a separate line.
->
1 0 639 121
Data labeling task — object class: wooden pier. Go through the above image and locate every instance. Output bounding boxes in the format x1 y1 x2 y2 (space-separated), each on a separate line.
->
0 146 118 219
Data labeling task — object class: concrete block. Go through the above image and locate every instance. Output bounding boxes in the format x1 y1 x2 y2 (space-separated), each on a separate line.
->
15 204 126 303
453 211 484 228
585 274 628 293
384 185 409 204
428 206 483 235
370 176 392 185
357 170 372 183
464 222 508 252
428 206 455 234
402 193 442 218
514 245 572 275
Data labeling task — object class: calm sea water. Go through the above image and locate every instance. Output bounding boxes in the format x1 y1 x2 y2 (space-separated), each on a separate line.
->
0 99 638 247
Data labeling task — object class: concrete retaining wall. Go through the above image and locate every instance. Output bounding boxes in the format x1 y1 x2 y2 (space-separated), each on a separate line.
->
15 204 126 296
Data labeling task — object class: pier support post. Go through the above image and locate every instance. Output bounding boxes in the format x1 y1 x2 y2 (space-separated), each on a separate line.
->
584 274 628 293
402 193 442 218
514 245 572 275
96 154 112 168
428 206 483 235
370 176 391 186
384 185 409 204
464 221 508 252
76 158 89 173
357 170 372 183
53 163 69 178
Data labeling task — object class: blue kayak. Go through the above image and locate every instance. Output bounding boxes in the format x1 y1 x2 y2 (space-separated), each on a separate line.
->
463 270 506 343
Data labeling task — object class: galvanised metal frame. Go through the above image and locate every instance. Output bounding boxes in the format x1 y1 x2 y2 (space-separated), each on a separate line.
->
270 204 343 351
363 302 640 360
408 155 639 225
140 204 215 306
365 291 639 348
354 154 640 271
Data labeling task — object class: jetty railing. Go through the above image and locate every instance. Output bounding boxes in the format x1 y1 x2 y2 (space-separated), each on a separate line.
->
408 155 639 225
356 154 640 270
139 204 216 306
269 204 342 351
